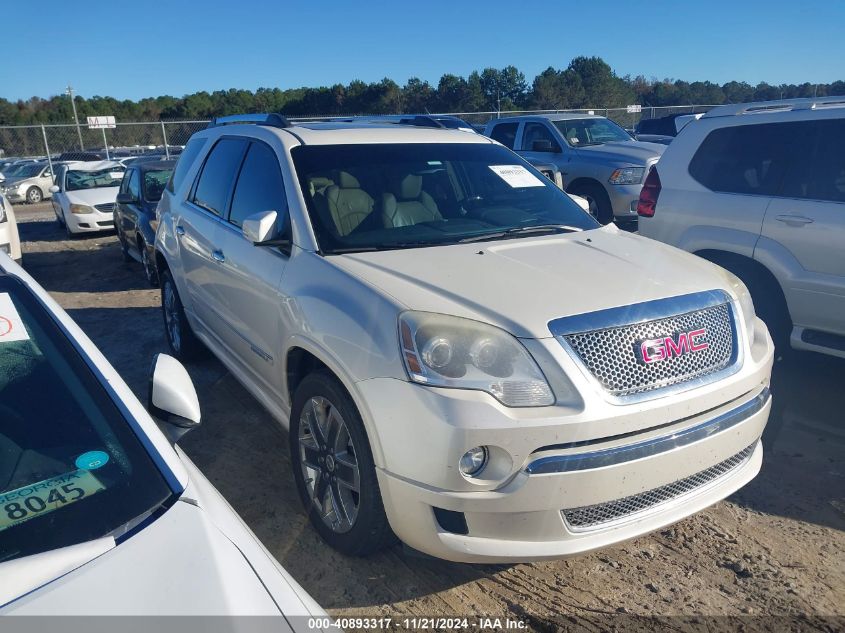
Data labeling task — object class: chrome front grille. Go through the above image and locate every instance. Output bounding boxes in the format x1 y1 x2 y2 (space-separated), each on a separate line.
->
94 203 115 213
559 301 735 398
562 443 756 531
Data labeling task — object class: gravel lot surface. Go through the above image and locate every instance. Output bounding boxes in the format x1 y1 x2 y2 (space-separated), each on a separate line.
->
12 203 845 631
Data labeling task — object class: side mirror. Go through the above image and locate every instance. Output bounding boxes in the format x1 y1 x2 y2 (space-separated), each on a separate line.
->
532 139 558 153
147 353 201 444
116 192 137 204
243 210 280 244
49 185 60 193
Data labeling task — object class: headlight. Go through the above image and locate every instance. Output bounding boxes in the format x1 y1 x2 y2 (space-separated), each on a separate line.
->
70 204 94 214
608 167 645 185
399 311 555 407
723 271 756 340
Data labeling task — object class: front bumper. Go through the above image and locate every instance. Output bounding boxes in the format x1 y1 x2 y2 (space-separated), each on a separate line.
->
65 209 115 233
606 182 642 219
3 190 24 203
357 318 774 563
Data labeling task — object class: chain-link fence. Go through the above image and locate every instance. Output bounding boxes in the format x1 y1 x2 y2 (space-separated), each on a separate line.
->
0 105 718 161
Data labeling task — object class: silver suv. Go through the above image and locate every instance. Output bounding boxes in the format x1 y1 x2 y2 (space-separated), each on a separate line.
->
484 114 665 226
638 97 845 359
155 114 773 563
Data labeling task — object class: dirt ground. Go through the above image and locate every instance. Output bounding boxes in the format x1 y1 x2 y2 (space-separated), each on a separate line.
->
12 203 845 631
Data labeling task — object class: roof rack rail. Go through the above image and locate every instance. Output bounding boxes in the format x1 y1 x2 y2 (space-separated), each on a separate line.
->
319 115 449 128
703 96 845 119
207 113 291 129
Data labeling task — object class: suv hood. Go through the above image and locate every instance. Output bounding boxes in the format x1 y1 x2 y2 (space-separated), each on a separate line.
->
332 226 733 339
576 140 665 164
2 176 36 187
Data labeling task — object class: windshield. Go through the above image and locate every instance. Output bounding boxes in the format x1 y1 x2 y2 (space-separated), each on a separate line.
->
0 277 173 563
9 164 45 179
2 165 25 178
66 167 124 191
553 118 632 147
292 143 598 254
143 169 172 202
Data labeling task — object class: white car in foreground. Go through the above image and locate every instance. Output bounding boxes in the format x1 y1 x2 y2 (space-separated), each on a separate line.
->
0 254 324 621
49 161 124 235
0 194 21 262
155 114 774 563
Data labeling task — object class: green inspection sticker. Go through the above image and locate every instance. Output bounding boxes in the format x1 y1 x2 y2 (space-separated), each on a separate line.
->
0 469 105 532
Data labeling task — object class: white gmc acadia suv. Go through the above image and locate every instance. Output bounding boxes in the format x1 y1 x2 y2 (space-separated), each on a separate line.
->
638 97 845 359
154 114 774 563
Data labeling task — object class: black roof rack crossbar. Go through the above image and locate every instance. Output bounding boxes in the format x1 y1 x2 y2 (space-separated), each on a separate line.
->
207 113 291 129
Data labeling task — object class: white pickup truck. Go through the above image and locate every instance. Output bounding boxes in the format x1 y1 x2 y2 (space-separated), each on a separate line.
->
154 114 774 563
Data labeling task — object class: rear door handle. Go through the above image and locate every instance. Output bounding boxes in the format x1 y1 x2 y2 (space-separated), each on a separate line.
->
175 225 186 236
211 250 225 263
775 215 814 227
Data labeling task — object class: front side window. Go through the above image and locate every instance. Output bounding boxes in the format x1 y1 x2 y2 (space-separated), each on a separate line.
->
689 122 803 196
228 142 287 228
521 123 560 151
552 118 632 146
126 169 141 200
191 138 248 217
292 143 597 254
489 122 519 149
0 277 174 563
65 167 125 191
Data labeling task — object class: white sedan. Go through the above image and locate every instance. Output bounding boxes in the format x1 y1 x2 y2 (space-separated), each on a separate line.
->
49 161 124 235
0 253 326 622
0 194 20 262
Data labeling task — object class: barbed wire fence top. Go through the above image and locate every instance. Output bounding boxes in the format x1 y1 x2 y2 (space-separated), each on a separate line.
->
0 105 715 159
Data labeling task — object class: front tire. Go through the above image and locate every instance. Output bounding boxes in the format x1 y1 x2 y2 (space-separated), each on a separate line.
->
26 186 42 204
568 181 613 225
140 239 159 287
160 269 203 360
290 372 394 556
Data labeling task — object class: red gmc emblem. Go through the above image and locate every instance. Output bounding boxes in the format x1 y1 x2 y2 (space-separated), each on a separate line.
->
637 328 709 364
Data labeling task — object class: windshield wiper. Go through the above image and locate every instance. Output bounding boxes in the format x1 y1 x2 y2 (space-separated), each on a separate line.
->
459 224 581 244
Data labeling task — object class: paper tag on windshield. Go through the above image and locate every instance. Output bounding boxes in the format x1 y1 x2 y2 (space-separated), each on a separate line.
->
489 165 545 188
0 293 29 343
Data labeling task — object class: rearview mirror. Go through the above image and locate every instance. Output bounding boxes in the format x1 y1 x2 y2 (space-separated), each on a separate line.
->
532 139 557 153
147 353 201 444
116 192 137 204
49 185 60 193
243 210 279 244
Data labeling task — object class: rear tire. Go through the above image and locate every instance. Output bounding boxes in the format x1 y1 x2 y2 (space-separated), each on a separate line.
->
290 371 395 556
567 181 613 225
160 269 203 361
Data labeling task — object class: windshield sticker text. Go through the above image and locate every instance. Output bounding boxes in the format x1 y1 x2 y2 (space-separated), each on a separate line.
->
0 470 105 532
489 165 546 188
0 293 30 343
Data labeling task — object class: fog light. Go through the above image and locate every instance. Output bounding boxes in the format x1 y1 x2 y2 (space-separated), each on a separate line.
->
459 446 488 477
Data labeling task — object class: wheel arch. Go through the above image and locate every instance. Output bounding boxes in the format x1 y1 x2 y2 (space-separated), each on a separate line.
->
284 340 386 468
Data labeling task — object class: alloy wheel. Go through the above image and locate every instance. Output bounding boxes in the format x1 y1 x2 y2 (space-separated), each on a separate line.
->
298 396 361 533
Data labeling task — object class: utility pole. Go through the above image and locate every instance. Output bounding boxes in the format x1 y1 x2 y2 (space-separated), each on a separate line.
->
66 84 84 151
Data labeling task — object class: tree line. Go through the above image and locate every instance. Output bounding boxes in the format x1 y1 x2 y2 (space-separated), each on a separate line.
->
2 56 842 125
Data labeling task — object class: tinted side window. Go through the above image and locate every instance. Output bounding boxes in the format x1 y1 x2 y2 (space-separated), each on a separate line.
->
521 123 560 151
781 119 845 204
127 169 141 200
490 122 519 149
228 142 288 228
190 138 248 217
167 136 208 194
689 122 802 195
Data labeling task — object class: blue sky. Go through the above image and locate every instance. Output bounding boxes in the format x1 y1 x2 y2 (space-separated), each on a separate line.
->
2 0 842 101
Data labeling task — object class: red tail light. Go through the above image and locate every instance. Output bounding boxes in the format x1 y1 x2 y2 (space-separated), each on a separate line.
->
637 167 661 217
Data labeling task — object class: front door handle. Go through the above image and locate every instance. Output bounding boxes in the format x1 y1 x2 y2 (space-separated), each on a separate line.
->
211 250 225 263
775 214 814 227
175 225 186 236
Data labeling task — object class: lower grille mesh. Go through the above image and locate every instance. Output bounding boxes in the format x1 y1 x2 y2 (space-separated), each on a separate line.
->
562 443 756 530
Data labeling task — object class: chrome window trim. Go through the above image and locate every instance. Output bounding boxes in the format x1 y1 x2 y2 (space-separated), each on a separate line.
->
549 290 743 405
526 387 769 475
